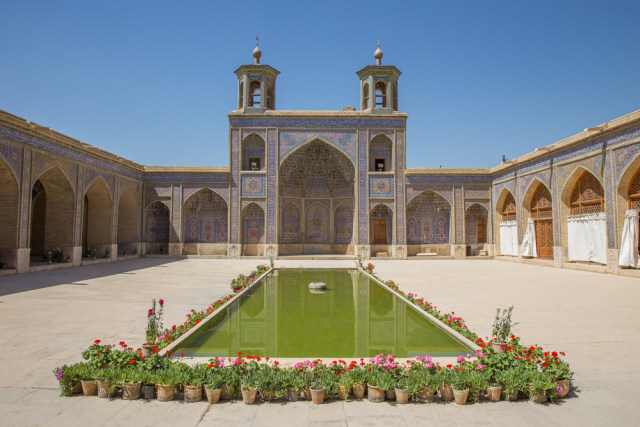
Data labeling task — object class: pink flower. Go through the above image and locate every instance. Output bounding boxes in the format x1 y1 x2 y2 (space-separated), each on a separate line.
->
456 356 465 363
477 365 485 370
159 299 164 306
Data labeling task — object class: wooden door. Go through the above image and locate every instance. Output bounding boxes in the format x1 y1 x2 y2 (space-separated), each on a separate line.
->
535 219 553 259
373 219 387 244
477 219 487 244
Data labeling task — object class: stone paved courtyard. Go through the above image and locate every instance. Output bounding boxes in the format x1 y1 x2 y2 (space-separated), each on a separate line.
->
0 258 638 426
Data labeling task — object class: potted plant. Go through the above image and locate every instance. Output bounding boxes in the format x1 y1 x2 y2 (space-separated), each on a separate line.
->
241 372 259 405
95 366 116 398
541 354 573 398
119 368 141 400
76 363 97 396
337 372 354 400
349 366 367 399
491 305 517 353
438 368 454 402
53 364 81 396
450 368 471 405
139 369 156 399
526 371 557 403
468 368 489 403
486 370 503 402
204 368 224 404
143 299 164 356
499 367 527 401
310 372 334 404
184 365 205 402
394 373 410 404
155 368 178 402
366 370 386 402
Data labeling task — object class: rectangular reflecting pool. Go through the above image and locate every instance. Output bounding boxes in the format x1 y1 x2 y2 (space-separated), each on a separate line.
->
174 269 472 358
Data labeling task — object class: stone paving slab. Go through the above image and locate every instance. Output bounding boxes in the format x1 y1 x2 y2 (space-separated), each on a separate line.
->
0 258 639 425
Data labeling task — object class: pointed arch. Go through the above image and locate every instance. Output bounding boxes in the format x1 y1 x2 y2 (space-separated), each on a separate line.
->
526 182 554 259
616 150 640 247
145 200 170 254
280 201 301 244
0 154 19 268
117 185 140 254
465 203 488 244
183 188 228 244
369 134 393 172
32 164 75 194
241 202 265 246
370 203 393 245
82 177 112 257
242 133 266 171
305 201 330 244
30 165 75 257
334 202 354 244
279 137 356 172
407 190 451 245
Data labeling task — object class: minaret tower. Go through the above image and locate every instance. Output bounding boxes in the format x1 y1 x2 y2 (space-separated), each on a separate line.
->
356 40 401 113
234 37 280 113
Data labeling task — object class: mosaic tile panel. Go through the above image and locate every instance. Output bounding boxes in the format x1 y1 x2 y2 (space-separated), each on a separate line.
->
230 130 239 244
142 173 229 183
230 117 405 129
0 140 22 181
369 129 395 141
553 124 640 164
267 129 278 243
118 176 140 200
32 151 78 191
241 175 266 196
334 202 353 244
464 186 491 198
396 131 405 245
454 186 463 244
74 166 84 246
613 140 640 184
279 130 357 165
552 169 561 245
369 176 394 198
146 184 171 197
242 199 265 211
306 202 329 243
492 180 516 209
171 184 181 243
406 191 451 245
145 201 170 243
557 155 602 189
605 151 616 248
182 185 229 204
241 203 265 244
358 130 368 244
84 168 114 197
405 175 491 184
465 200 490 211
241 128 267 141
465 203 489 244
111 178 118 243
517 169 552 207
18 149 31 248
281 201 301 243
406 185 453 205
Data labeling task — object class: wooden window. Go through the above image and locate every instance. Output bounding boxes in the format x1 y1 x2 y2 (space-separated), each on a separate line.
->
531 185 553 219
501 193 516 221
375 158 386 172
239 82 244 108
570 172 604 215
531 184 554 258
628 169 640 211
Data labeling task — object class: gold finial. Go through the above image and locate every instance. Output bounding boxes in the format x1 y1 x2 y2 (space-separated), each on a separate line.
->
253 37 261 64
256 36 259 46
374 39 383 65
377 38 380 47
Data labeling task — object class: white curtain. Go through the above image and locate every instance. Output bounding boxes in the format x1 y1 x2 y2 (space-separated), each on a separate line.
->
520 218 537 257
618 210 638 268
567 212 607 264
499 220 518 256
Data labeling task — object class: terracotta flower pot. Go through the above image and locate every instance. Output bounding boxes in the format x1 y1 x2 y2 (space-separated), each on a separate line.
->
156 384 175 402
367 385 385 402
417 386 435 403
72 382 82 394
220 385 233 400
142 384 156 399
556 379 570 398
287 389 299 402
96 380 111 398
453 389 469 405
184 385 202 402
529 391 547 403
242 388 257 405
492 341 507 353
487 386 502 402
81 380 97 396
505 390 519 401
395 388 409 404
122 382 141 400
204 386 221 404
385 389 396 401
141 343 154 358
310 388 325 404
338 384 351 400
439 384 454 402
352 383 366 399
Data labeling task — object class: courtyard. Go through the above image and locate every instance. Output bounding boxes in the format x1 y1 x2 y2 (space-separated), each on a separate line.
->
0 258 638 426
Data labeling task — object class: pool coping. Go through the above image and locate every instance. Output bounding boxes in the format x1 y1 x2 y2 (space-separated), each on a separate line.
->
164 266 480 365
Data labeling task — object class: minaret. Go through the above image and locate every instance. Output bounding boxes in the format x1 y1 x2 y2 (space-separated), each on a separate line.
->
234 37 280 113
356 40 401 112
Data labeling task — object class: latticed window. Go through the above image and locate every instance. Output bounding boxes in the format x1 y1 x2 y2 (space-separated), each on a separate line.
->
530 185 553 219
570 172 604 215
628 170 640 211
501 193 516 221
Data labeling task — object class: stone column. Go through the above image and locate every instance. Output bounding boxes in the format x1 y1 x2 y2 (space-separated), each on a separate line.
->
368 76 375 108
16 148 32 272
260 79 267 108
169 183 183 257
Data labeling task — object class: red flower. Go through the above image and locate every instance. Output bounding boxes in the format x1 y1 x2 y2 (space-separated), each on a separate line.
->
129 360 135 365
238 351 242 355
96 354 101 357
208 364 214 368
265 357 269 361
554 360 559 364
367 367 372 370
500 346 506 350
94 339 101 344
551 351 558 357
180 353 184 357
446 364 452 369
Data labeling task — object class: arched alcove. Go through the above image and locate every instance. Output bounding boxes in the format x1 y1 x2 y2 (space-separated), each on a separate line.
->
370 204 393 246
241 203 265 256
369 134 393 172
145 201 170 254
242 134 266 171
116 186 140 256
0 156 19 268
494 188 517 256
407 190 450 255
465 203 488 245
183 188 227 255
82 178 112 258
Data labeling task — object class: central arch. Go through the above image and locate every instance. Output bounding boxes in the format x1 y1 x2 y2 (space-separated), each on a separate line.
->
278 139 355 255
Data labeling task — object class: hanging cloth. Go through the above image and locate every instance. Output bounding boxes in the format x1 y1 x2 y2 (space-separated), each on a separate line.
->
618 209 639 267
499 220 518 256
520 218 537 257
567 212 607 264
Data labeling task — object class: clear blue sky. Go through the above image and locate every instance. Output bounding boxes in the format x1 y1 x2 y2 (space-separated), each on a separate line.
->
2 0 639 168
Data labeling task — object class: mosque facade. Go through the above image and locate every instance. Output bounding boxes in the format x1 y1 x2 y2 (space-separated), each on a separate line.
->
1 44 639 276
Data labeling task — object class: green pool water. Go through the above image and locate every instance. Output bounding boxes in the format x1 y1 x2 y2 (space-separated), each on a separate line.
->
174 269 472 358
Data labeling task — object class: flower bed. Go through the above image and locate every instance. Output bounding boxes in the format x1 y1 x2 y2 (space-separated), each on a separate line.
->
55 264 573 404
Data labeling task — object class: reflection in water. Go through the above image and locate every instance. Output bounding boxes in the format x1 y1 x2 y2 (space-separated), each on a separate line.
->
175 269 471 357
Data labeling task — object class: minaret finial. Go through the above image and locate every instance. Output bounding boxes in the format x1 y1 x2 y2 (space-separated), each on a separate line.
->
252 37 261 64
374 39 383 65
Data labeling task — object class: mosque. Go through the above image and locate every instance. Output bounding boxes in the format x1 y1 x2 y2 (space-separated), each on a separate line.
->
0 42 639 276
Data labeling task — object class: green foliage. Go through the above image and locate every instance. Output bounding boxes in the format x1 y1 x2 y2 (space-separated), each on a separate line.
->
53 364 81 396
526 370 558 400
492 305 518 342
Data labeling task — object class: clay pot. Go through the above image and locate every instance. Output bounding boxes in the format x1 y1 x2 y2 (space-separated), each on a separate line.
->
96 380 111 398
204 386 221 404
261 391 276 401
242 388 257 405
310 388 325 404
81 380 97 396
492 341 507 353
453 389 469 405
505 390 519 401
352 383 366 399
184 385 202 402
287 389 299 402
417 386 435 403
487 386 502 402
220 385 233 400
72 382 82 394
141 343 154 358
556 380 570 398
530 391 547 403
338 385 351 400
156 384 175 402
395 388 409 404
385 389 396 401
367 385 385 402
304 386 313 401
439 384 454 402
142 385 156 399
122 382 141 400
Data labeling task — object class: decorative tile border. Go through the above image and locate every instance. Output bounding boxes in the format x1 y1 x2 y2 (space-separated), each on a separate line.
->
0 139 23 181
358 129 368 244
406 175 491 184
171 184 181 243
369 176 394 198
396 131 405 245
605 152 616 248
146 184 171 197
241 175 266 197
406 184 453 205
18 149 31 248
517 169 552 207
267 129 277 243
230 130 239 244
464 186 490 198
454 186 463 244
32 150 78 191
279 130 357 165
84 167 114 197
182 185 229 204
230 117 405 129
613 140 640 184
